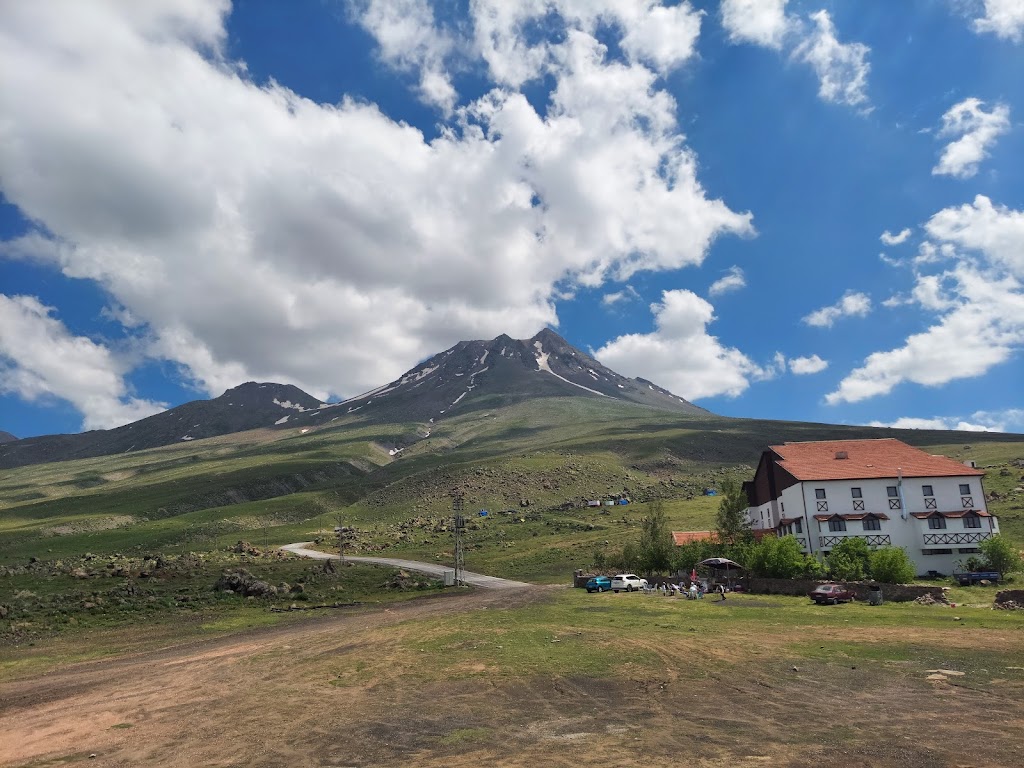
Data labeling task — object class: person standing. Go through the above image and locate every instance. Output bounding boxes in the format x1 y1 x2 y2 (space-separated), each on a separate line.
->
717 583 726 601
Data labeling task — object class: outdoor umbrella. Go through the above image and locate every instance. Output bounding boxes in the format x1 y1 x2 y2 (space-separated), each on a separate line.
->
698 557 744 571
698 557 744 591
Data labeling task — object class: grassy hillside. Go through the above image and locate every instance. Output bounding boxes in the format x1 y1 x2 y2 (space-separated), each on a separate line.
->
2 398 1022 580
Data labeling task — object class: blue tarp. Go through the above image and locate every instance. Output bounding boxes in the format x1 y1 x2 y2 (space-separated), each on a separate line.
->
478 510 489 517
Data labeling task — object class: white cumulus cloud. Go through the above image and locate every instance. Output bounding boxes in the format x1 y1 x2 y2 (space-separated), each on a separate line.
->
880 228 912 246
789 354 829 375
868 409 1024 432
595 289 776 400
933 98 1011 179
802 292 872 328
0 1 752 422
720 0 791 49
708 265 746 297
720 4 869 110
0 295 166 430
352 0 457 111
827 197 1024 404
793 10 871 108
972 0 1024 42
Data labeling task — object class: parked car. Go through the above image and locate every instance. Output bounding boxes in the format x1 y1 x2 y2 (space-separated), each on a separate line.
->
610 573 648 593
585 576 611 593
809 584 855 605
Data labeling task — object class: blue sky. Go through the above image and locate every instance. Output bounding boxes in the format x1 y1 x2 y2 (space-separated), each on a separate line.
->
1 0 1023 439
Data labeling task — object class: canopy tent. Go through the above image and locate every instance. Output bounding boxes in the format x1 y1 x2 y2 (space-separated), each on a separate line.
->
697 557 745 591
698 557 744 570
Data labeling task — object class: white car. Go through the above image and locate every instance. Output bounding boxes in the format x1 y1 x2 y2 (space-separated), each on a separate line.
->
610 573 648 593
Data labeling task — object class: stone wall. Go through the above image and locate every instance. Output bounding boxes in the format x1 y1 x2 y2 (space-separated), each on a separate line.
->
747 577 947 603
994 589 1024 609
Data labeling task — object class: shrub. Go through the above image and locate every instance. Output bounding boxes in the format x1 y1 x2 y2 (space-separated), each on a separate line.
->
869 546 916 584
827 538 871 581
979 534 1022 576
746 535 805 579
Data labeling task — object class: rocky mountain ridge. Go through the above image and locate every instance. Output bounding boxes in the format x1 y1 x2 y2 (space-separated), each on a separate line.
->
0 329 706 469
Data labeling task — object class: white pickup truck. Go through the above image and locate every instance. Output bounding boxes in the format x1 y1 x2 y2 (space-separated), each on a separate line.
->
610 573 648 593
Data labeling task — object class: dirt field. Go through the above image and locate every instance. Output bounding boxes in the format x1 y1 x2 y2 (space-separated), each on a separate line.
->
2 587 1023 767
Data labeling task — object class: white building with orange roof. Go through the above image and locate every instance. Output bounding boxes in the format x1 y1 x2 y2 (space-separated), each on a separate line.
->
741 438 998 577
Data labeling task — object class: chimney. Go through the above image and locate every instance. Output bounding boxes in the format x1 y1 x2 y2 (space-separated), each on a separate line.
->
834 451 848 460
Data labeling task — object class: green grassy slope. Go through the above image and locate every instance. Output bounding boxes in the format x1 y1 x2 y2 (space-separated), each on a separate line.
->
2 397 1022 578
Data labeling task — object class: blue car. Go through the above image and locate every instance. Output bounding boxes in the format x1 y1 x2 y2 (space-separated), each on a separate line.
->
586 576 611 593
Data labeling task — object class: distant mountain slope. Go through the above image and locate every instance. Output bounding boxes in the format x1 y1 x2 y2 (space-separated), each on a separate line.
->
0 383 323 470
290 328 707 428
0 329 703 469
0 431 17 444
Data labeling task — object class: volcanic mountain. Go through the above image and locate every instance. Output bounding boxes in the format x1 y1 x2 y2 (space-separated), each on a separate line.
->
298 328 706 427
0 329 705 469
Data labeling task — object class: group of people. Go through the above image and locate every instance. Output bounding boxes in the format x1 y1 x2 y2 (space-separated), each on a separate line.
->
653 580 727 600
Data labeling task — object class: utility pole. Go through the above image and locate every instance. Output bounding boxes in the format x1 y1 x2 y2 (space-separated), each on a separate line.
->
335 513 346 565
452 490 466 586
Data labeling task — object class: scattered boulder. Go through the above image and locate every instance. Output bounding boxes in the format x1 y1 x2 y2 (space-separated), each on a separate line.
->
214 569 277 597
231 541 262 556
994 589 1024 610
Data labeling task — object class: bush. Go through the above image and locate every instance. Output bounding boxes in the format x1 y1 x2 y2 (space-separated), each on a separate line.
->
827 538 871 581
747 535 806 578
979 535 1022 576
869 546 916 584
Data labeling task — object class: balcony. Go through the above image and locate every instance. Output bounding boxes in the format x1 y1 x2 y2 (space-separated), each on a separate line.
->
922 531 992 546
819 534 891 548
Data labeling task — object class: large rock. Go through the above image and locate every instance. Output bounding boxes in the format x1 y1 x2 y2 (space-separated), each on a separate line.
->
214 569 277 597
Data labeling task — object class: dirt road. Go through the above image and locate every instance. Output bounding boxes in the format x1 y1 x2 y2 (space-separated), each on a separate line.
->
280 542 531 589
3 584 1023 767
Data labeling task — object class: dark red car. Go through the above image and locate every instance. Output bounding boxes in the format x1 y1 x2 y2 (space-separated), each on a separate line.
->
809 584 855 605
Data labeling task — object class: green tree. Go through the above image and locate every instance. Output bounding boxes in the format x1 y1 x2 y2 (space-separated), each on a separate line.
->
747 535 805 578
869 546 916 584
619 541 640 572
979 534 1022 576
715 476 752 545
671 538 722 575
827 537 871 581
638 502 674 575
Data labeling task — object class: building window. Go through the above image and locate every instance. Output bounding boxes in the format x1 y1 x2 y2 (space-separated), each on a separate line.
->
958 547 981 554
862 517 881 531
963 514 982 529
793 519 802 533
887 486 898 498
815 488 826 499
922 548 953 555
922 485 934 497
959 484 971 495
780 503 784 513
828 518 846 532
851 487 862 498
927 515 946 530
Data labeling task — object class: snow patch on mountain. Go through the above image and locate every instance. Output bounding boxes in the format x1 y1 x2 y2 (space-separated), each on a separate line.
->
533 342 613 399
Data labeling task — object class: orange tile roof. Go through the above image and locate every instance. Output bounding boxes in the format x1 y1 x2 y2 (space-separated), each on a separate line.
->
672 531 717 546
770 438 983 481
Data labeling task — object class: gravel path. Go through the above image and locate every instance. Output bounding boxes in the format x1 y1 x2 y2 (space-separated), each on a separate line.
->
280 542 531 589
